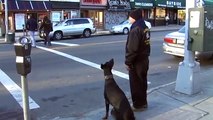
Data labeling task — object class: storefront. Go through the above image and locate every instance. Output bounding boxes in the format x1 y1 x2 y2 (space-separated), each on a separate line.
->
130 0 185 26
0 0 51 31
154 0 185 26
80 0 107 29
50 0 80 25
105 0 131 30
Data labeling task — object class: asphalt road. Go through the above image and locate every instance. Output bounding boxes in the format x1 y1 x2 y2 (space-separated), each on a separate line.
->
1 31 213 119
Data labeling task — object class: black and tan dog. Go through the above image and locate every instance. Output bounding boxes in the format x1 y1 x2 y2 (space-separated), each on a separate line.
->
101 59 135 120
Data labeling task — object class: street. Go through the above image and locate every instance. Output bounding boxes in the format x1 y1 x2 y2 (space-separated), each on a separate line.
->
1 30 213 119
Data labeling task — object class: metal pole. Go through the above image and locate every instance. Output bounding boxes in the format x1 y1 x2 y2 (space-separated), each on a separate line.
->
4 0 8 42
175 0 201 95
21 75 30 120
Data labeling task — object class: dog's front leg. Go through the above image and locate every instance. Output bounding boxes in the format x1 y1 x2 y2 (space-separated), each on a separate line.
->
102 100 109 120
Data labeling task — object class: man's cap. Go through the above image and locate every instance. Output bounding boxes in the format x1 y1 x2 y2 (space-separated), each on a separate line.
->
129 9 142 21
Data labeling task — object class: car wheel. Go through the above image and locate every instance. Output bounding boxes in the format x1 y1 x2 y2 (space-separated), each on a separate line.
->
123 28 129 34
83 29 91 38
54 31 63 40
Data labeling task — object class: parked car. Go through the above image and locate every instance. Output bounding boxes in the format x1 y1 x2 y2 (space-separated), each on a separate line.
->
40 18 96 40
163 26 212 58
110 20 151 34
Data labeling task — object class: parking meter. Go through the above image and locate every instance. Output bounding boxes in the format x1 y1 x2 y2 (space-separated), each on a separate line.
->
14 36 32 76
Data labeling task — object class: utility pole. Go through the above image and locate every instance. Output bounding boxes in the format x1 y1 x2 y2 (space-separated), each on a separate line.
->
175 0 202 95
4 0 8 42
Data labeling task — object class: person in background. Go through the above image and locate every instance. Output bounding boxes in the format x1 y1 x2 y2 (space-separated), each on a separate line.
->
26 15 37 47
39 16 53 46
125 8 150 111
165 15 170 26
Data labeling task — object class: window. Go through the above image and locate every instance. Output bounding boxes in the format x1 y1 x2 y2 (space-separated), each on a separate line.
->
156 7 166 19
66 20 73 25
79 19 89 24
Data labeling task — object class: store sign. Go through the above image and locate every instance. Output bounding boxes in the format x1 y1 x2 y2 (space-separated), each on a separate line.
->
133 0 154 8
108 0 131 11
81 0 107 6
155 0 185 8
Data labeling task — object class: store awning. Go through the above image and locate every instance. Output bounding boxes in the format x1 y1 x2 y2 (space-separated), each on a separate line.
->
1 0 51 11
155 0 185 8
17 0 32 10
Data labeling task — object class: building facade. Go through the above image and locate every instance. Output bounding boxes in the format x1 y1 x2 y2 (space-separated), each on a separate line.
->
131 0 186 26
0 0 187 33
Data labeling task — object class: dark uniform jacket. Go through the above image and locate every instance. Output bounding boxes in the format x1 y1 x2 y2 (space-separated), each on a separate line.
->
125 19 150 66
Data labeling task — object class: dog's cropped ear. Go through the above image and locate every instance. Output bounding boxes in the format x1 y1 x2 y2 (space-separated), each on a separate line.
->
109 58 114 66
100 64 104 69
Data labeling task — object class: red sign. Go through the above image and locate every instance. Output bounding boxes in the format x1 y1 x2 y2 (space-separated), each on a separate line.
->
81 0 107 6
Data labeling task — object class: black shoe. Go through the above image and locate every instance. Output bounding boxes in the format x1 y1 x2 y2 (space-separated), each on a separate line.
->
131 104 148 112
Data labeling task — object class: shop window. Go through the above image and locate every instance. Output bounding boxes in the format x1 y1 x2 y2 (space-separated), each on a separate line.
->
178 10 185 21
156 7 165 19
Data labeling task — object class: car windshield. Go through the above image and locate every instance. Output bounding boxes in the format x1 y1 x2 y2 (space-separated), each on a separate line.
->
119 20 128 25
178 26 185 33
54 21 64 26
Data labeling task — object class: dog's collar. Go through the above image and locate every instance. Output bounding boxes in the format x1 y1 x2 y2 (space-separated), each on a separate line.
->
104 75 113 80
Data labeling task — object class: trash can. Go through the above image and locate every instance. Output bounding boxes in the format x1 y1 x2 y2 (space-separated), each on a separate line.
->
6 31 15 43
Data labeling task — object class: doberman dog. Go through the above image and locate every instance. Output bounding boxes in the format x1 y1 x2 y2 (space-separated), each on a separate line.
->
101 59 135 120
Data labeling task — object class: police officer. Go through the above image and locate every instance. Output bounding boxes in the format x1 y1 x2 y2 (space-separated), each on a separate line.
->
125 8 150 111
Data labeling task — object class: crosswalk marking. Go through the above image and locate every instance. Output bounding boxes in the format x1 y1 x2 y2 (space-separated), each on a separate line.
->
36 43 151 84
0 69 40 109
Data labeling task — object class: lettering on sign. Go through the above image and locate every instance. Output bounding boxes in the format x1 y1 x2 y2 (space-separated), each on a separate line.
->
83 0 102 4
205 17 213 30
135 2 153 7
108 0 131 11
166 1 181 7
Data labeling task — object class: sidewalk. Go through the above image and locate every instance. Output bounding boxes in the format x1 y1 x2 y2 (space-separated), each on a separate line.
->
55 67 213 120
0 25 183 44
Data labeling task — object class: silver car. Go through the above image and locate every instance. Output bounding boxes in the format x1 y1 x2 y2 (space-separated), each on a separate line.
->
49 18 96 40
163 26 185 57
110 20 151 35
163 26 212 58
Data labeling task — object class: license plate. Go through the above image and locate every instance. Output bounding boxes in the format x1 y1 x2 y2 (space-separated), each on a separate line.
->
176 39 184 45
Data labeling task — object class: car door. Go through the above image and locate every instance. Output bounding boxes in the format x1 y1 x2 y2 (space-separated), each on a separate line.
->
63 20 75 36
72 19 85 35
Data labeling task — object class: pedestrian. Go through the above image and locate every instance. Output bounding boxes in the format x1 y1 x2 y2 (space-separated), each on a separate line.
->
39 16 53 46
26 15 38 47
165 15 170 26
125 8 150 111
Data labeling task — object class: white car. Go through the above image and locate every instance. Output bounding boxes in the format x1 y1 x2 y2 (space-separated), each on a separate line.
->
110 20 151 34
41 18 96 40
163 26 212 58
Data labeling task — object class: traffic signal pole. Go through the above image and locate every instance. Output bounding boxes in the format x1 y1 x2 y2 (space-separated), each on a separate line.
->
175 0 202 95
